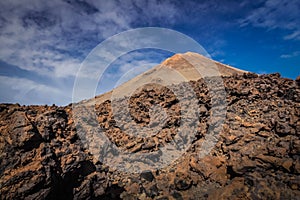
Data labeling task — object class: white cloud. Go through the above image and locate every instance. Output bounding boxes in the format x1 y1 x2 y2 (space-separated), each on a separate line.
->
0 75 71 105
0 0 180 79
284 31 300 41
280 51 300 59
5 0 294 105
0 0 134 78
0 0 181 105
240 0 300 40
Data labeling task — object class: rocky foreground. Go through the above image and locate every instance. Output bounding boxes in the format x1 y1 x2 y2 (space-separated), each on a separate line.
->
0 73 300 199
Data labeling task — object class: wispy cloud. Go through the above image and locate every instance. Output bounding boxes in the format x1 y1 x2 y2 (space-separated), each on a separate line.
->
0 75 71 105
239 0 300 40
0 0 181 105
284 31 300 41
0 0 181 77
280 51 300 59
1 0 299 105
0 0 130 77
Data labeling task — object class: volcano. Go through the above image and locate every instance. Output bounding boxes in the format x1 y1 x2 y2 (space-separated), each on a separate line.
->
0 52 299 199
84 52 247 106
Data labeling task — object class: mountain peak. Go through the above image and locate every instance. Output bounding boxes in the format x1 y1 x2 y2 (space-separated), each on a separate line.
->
161 53 190 67
85 52 248 105
161 52 207 68
159 52 247 77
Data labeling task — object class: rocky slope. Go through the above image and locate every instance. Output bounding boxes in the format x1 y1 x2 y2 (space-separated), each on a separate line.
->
0 54 300 199
1 73 299 199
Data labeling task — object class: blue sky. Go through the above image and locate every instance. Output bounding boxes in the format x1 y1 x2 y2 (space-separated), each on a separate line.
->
0 0 299 105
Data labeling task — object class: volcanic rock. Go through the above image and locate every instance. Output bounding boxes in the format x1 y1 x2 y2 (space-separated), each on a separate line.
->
0 52 300 199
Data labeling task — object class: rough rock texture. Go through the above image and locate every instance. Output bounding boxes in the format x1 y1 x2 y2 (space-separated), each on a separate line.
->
1 73 300 199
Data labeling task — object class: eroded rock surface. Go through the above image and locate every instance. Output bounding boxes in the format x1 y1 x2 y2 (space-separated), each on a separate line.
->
0 73 300 199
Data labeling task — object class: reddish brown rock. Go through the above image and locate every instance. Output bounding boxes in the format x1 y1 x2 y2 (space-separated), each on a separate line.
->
1 72 300 199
